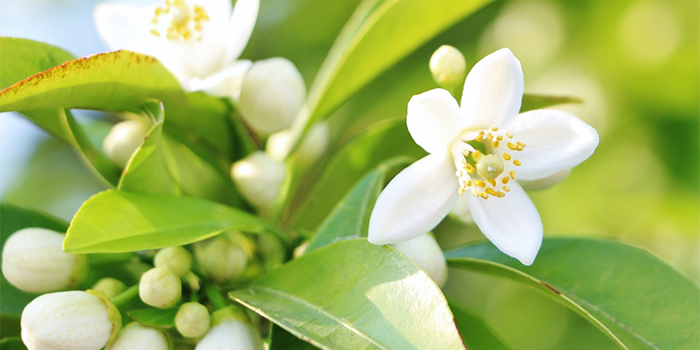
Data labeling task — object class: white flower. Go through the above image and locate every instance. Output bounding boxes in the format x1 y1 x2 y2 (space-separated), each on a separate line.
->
102 120 151 168
195 318 263 350
106 323 169 350
94 0 259 99
368 48 599 265
391 233 447 287
231 151 287 207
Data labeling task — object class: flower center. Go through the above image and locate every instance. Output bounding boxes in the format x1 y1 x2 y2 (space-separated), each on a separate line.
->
150 0 209 41
454 126 526 199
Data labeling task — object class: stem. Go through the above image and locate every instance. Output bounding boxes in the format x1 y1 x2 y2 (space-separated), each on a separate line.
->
110 284 139 309
204 283 228 311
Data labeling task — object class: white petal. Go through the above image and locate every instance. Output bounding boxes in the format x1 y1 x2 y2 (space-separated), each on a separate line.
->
449 195 474 224
407 89 468 154
368 154 459 244
461 48 523 129
391 233 448 287
193 0 232 25
518 168 570 191
504 109 599 180
466 181 542 265
225 0 259 62
188 60 252 99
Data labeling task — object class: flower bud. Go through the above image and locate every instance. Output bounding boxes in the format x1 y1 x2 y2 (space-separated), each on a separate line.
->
267 122 331 168
391 233 448 286
429 45 467 89
195 318 263 350
92 278 127 299
106 322 169 350
198 234 249 284
139 267 181 308
102 120 151 168
231 151 286 207
518 169 571 191
154 246 192 277
175 302 211 338
239 57 306 135
2 227 83 293
21 291 120 350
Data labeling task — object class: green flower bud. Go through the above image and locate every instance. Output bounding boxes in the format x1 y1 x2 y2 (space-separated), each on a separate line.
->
154 246 193 277
139 267 181 308
391 233 447 286
239 57 306 135
106 322 169 350
21 291 120 350
175 302 211 338
429 45 467 89
102 120 151 168
198 234 249 284
92 278 127 299
231 151 286 207
2 227 84 293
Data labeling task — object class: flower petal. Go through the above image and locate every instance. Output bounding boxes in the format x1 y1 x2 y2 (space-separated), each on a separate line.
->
368 154 459 244
449 195 474 224
188 60 252 99
466 181 542 265
225 0 259 62
407 89 468 154
504 109 599 180
461 48 523 129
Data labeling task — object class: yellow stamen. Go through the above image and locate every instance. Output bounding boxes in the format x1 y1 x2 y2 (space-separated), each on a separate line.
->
509 171 516 179
506 131 513 138
513 159 522 166
488 179 496 187
507 142 516 150
492 141 500 148
485 188 497 196
497 135 503 141
487 133 494 142
466 164 475 174
496 191 506 198
502 177 510 184
474 180 486 188
491 126 498 131
503 186 511 192
480 192 489 199
503 153 511 160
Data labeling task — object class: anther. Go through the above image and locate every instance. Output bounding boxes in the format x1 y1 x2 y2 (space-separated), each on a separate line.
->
466 164 475 174
488 179 496 187
491 126 498 131
459 188 465 195
467 180 472 187
476 134 483 142
509 171 516 179
506 131 513 138
507 142 516 150
496 191 506 198
497 135 503 141
502 177 510 184
503 186 511 192
480 192 489 199
485 188 497 196
503 153 511 160
473 151 482 160
474 180 486 188
487 133 494 142
513 159 521 166
492 141 499 148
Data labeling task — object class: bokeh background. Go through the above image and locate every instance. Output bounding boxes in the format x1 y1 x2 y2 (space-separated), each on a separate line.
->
1 0 697 348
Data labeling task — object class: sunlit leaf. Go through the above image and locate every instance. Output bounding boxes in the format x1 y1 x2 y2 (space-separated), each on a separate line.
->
448 300 511 350
445 238 700 350
231 238 465 350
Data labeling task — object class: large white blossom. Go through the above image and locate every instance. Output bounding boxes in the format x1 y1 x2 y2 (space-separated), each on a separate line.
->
95 0 259 99
368 48 599 265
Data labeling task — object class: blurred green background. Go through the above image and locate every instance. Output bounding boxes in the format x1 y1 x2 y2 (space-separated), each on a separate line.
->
0 0 697 348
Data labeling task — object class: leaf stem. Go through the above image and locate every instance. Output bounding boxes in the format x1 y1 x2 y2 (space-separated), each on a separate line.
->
111 284 139 309
204 283 228 311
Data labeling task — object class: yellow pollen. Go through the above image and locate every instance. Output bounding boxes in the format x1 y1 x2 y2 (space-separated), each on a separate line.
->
507 142 516 150
476 134 483 142
502 177 510 184
474 180 486 188
461 180 468 188
473 151 482 160
485 188 497 196
503 153 511 160
488 179 496 187
467 180 473 187
466 164 475 174
513 159 522 166
151 0 209 41
506 131 513 138
496 191 506 198
150 29 161 37
480 192 489 199
459 188 465 195
487 133 494 142
503 186 511 192
492 141 499 148
497 135 503 141
509 171 516 179
462 149 470 157
491 126 498 131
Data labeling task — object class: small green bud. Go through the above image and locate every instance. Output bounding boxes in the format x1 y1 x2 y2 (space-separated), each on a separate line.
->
429 45 467 89
92 278 127 299
154 246 193 277
139 267 181 308
231 151 286 207
106 322 169 350
2 227 84 293
102 120 150 168
175 302 211 338
198 234 249 284
391 233 447 286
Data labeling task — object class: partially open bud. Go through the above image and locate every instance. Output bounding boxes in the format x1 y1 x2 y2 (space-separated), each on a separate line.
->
102 120 151 168
429 45 467 89
2 227 84 293
175 302 211 338
198 233 249 284
154 246 193 278
391 233 448 287
239 57 306 135
195 309 263 350
106 322 169 350
92 278 127 299
21 291 120 350
139 267 181 308
518 169 571 191
267 122 331 169
231 151 287 207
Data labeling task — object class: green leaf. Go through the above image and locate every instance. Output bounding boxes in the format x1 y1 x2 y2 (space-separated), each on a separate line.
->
128 307 179 328
269 324 318 350
445 238 700 350
448 300 511 350
0 337 28 350
64 190 282 253
299 0 494 132
520 94 583 112
289 118 423 231
306 158 409 252
231 238 465 350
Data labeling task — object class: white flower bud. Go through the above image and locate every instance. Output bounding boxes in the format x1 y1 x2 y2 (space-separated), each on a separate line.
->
2 227 83 293
92 278 127 299
21 291 119 350
231 151 287 207
139 267 181 308
518 169 571 191
154 246 192 277
195 319 263 350
391 233 448 287
106 322 169 350
267 122 331 168
102 120 151 168
198 235 248 284
429 45 467 89
239 57 306 135
175 302 211 338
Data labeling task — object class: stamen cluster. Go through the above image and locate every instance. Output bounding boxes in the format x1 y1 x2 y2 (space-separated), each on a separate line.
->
150 0 209 41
